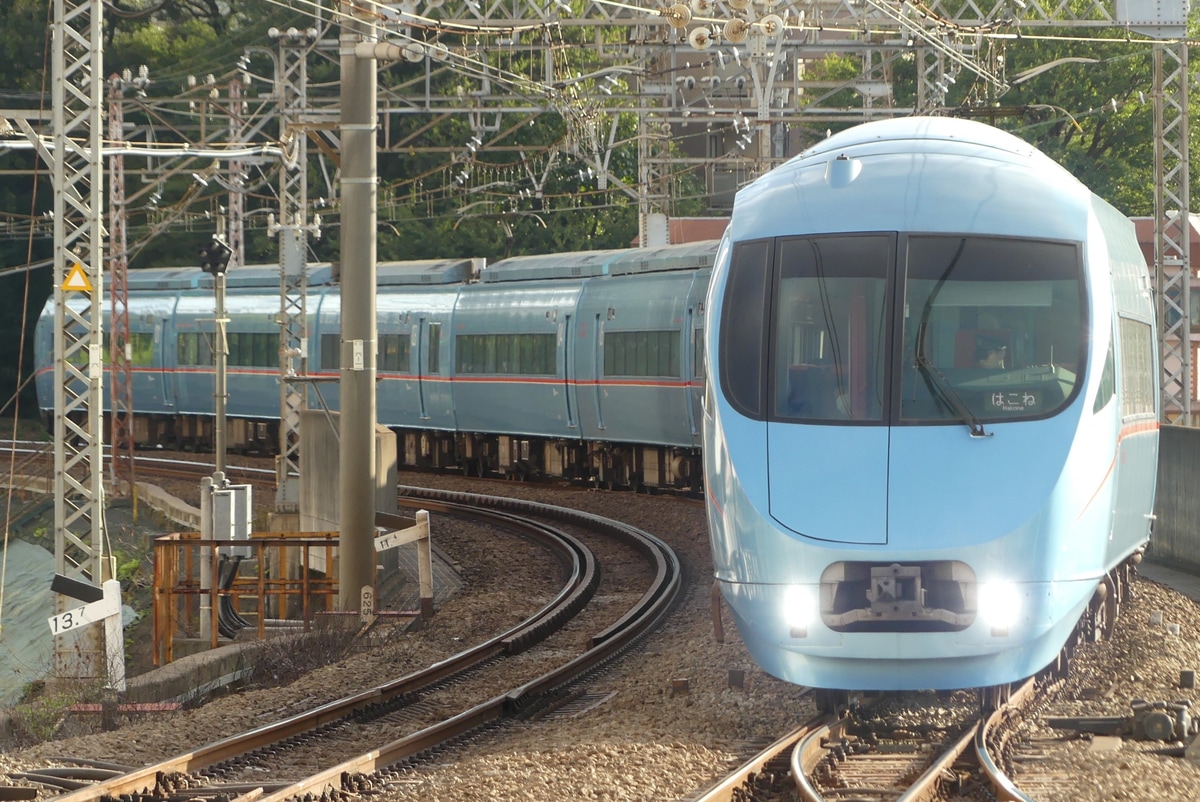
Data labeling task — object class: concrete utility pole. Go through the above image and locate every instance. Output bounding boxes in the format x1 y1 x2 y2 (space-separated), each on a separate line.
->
338 7 378 611
107 74 134 499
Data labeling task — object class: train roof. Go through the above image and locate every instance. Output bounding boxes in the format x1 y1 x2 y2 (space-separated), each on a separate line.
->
125 259 481 291
793 117 1045 163
377 258 482 285
732 117 1089 243
126 263 334 290
479 239 720 283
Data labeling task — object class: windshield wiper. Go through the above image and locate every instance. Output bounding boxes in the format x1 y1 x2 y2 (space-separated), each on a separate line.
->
915 319 988 438
912 238 989 438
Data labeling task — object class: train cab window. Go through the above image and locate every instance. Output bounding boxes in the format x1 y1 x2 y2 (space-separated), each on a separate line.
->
900 236 1084 424
771 235 890 422
720 239 772 418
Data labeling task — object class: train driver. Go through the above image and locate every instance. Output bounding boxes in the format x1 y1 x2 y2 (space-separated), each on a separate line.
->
975 335 1007 370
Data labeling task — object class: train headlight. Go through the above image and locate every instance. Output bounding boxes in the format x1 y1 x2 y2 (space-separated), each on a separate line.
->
978 581 1019 636
784 586 815 638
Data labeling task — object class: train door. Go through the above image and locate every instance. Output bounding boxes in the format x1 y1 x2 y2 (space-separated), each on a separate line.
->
1111 317 1158 551
763 235 891 545
416 318 432 420
561 313 577 429
158 317 175 408
593 313 605 431
685 303 704 444
414 316 455 426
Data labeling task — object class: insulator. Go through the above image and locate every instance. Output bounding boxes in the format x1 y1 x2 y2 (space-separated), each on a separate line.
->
662 3 692 28
689 26 714 50
758 13 784 38
724 19 749 44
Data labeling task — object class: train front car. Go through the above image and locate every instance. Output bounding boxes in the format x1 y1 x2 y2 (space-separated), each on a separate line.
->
703 117 1159 693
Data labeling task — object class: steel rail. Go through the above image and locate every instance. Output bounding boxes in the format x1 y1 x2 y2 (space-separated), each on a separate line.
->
689 714 832 802
240 489 682 802
41 491 597 802
976 678 1040 802
791 712 980 801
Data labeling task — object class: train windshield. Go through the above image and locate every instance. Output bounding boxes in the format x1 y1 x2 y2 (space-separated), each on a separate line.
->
900 236 1084 425
721 233 1085 426
773 236 891 421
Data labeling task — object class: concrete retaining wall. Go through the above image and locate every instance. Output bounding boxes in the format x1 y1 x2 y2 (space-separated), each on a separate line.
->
1152 425 1200 572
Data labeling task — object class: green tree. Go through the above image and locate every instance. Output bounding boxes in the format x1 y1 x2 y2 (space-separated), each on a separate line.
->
998 38 1156 216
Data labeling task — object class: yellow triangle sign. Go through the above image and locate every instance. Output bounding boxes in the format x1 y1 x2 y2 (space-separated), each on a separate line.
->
63 263 92 292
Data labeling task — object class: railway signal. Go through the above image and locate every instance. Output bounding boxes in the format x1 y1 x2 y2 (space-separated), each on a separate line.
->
199 236 233 275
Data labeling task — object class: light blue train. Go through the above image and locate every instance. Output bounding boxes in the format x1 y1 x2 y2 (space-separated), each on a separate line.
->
703 117 1160 698
35 244 715 491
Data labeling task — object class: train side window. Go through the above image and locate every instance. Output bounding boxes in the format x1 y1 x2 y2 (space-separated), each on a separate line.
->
693 329 706 380
379 333 411 373
227 333 242 366
719 239 772 418
428 323 442 375
253 333 274 367
455 334 473 373
320 333 339 370
455 332 555 375
1119 317 1154 417
178 332 213 366
126 332 155 366
604 330 681 378
1093 340 1115 414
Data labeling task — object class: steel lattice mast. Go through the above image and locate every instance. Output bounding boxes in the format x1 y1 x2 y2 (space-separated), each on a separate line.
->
274 28 317 514
1153 43 1191 424
51 0 108 680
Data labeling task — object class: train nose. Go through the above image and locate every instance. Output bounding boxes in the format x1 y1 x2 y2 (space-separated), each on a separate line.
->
766 424 888 544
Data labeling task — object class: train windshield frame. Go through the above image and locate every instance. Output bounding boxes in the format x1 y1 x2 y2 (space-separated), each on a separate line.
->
719 233 1087 426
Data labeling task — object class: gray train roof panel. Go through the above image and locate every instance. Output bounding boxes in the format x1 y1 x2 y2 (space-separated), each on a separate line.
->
376 259 482 285
480 249 619 282
127 267 209 291
128 263 333 291
605 240 721 276
480 241 721 283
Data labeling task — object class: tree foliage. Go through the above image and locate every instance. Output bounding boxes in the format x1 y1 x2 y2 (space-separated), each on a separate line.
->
0 3 1192 410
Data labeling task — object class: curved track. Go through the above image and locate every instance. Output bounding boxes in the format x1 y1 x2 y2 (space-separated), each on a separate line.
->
16 486 680 802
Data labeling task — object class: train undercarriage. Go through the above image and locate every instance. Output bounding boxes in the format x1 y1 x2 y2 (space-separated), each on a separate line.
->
84 411 703 493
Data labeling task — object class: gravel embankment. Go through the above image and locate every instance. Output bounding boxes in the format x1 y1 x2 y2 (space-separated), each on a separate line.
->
3 472 1200 800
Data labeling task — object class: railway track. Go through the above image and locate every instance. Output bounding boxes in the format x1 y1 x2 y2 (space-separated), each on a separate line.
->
0 439 275 490
9 486 680 802
690 678 1063 802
